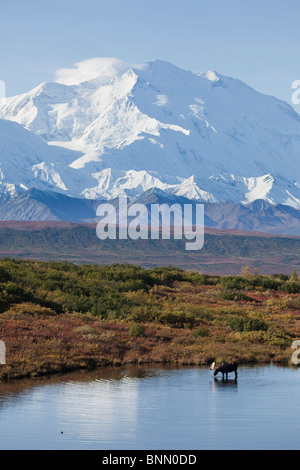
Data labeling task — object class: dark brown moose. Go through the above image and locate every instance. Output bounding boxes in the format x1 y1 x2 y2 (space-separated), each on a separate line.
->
210 361 238 381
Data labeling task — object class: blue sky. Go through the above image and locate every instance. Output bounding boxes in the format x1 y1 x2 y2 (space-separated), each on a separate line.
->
1 0 300 108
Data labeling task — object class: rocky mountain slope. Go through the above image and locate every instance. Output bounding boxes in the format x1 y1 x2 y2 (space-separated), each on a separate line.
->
0 187 299 235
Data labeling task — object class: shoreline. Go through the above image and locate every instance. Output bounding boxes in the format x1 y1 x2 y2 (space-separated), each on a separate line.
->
0 343 293 383
0 359 297 385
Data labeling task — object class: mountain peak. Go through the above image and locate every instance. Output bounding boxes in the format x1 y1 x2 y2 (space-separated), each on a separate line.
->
199 70 220 82
55 57 146 86
245 199 277 211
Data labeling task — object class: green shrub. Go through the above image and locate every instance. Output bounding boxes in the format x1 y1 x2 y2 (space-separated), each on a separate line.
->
0 266 11 283
3 302 57 317
219 290 253 302
191 327 210 338
219 276 283 291
231 330 289 348
243 318 268 332
226 316 267 333
129 323 146 337
282 282 300 294
158 310 196 328
272 273 289 281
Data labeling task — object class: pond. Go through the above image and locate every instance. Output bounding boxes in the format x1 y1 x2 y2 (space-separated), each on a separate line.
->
0 365 299 450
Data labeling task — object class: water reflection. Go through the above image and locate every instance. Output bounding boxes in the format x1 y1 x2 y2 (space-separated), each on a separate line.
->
212 377 239 390
0 365 299 450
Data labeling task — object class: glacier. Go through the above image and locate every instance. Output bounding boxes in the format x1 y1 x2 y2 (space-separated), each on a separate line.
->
0 57 300 207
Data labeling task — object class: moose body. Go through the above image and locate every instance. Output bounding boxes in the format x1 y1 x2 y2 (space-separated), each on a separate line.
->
210 362 238 381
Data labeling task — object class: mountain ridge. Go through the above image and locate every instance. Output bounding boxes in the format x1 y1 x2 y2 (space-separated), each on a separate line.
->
0 187 299 236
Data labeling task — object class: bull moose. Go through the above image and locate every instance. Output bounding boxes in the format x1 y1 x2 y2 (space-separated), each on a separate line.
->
210 361 238 381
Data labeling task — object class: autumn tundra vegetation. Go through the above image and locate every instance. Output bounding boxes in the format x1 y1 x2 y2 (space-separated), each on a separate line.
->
0 258 299 381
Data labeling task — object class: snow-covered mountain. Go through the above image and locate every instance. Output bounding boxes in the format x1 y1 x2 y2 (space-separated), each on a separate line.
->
1 57 300 207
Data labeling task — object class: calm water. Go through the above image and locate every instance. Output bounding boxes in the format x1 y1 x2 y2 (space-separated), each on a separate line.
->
0 365 299 450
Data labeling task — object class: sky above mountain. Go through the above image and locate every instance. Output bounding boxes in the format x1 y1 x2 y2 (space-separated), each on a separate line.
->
0 0 300 110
